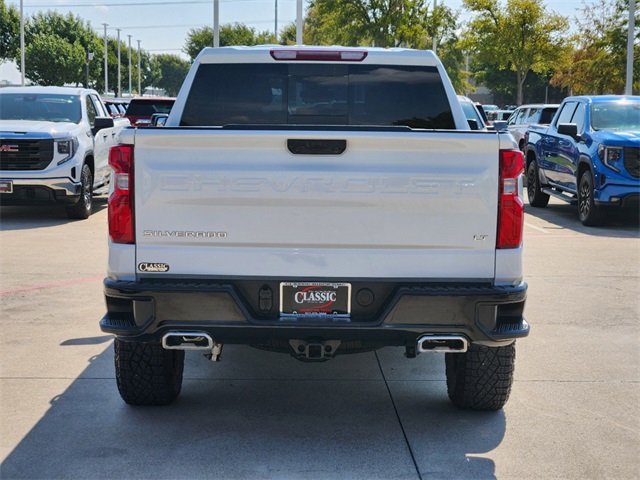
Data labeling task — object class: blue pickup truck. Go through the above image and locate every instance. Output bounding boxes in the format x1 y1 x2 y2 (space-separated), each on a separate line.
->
525 95 639 225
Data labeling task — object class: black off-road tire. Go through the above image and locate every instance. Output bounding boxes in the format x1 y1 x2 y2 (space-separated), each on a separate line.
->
445 342 516 411
527 160 550 207
65 164 93 219
578 170 607 226
114 338 185 406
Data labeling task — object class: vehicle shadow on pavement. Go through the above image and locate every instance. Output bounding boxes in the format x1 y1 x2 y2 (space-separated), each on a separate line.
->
524 200 640 238
1 344 505 480
0 198 108 231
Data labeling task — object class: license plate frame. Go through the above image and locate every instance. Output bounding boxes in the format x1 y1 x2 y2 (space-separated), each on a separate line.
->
0 180 13 194
280 282 351 317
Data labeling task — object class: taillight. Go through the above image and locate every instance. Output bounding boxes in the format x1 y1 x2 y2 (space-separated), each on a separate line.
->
497 149 524 249
270 49 368 62
108 144 134 244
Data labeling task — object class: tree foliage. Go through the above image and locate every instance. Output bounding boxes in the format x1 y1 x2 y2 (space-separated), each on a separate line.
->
23 34 85 86
306 0 429 48
462 0 567 105
551 0 639 95
303 1 468 91
17 11 103 87
0 0 20 60
183 23 276 61
149 54 190 96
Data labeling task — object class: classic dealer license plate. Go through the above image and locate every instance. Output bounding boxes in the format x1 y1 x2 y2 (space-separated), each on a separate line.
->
0 181 13 193
280 282 351 317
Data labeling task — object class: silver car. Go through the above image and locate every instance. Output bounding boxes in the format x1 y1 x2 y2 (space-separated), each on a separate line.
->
507 104 559 151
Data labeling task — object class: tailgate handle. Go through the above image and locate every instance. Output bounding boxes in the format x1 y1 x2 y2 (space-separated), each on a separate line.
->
287 139 346 155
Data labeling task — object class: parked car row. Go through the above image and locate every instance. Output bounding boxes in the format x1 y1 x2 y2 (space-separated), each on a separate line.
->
457 95 638 227
457 95 488 131
103 98 130 118
102 96 176 127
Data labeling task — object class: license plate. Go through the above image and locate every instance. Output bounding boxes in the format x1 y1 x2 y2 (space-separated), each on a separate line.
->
0 180 12 193
280 282 351 317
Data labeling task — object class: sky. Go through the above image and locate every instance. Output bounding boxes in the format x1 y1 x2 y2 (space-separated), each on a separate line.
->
1 0 591 83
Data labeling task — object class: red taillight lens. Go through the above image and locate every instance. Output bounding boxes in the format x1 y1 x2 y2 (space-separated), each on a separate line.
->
497 149 525 249
270 49 368 62
108 144 134 244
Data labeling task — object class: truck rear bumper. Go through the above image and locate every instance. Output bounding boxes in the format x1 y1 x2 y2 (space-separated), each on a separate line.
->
100 278 529 348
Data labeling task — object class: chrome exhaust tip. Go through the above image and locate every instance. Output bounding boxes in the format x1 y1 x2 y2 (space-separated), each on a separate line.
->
162 331 214 350
416 335 468 353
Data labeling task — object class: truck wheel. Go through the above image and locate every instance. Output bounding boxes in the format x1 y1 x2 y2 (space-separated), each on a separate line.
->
578 171 607 226
65 164 93 219
526 161 550 207
114 338 185 406
445 343 515 411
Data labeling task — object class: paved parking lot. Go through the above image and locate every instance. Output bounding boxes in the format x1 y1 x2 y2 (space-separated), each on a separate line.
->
1 198 638 479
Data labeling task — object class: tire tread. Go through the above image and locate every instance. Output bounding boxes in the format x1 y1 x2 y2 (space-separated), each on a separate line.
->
445 343 515 411
114 339 184 406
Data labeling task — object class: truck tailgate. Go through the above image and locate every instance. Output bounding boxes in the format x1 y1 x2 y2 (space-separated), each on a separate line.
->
133 129 499 280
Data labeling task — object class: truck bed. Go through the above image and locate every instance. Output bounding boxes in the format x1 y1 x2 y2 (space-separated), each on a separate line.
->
128 127 501 280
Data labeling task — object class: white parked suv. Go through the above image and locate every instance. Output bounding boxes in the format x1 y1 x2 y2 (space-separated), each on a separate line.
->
0 86 129 218
507 104 559 151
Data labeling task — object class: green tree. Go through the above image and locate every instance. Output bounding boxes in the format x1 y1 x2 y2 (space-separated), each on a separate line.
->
279 22 298 45
306 0 427 48
183 23 276 61
23 33 85 86
302 1 468 92
462 0 567 105
20 10 102 87
437 35 473 94
472 58 564 104
0 0 20 60
149 54 190 96
551 0 639 95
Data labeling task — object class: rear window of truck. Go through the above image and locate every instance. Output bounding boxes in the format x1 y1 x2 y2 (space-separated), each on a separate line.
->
180 63 455 129
126 99 174 116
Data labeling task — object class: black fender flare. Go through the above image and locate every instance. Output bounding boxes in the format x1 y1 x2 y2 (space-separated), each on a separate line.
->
577 155 595 184
83 151 95 179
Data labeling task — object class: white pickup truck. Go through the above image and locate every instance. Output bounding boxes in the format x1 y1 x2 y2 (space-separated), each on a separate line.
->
101 46 529 410
0 86 129 218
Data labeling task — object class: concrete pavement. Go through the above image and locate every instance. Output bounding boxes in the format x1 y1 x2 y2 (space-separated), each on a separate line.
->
1 198 638 479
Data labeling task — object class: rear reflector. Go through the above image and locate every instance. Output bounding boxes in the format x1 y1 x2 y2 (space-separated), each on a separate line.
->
108 144 134 244
497 149 525 249
270 49 368 62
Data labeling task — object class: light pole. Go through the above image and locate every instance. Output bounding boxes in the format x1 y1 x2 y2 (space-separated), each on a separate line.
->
432 0 437 53
275 0 278 42
626 0 635 95
296 0 302 44
85 51 94 88
20 0 25 85
128 34 132 97
102 23 108 95
213 0 219 47
137 40 142 97
116 29 121 97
